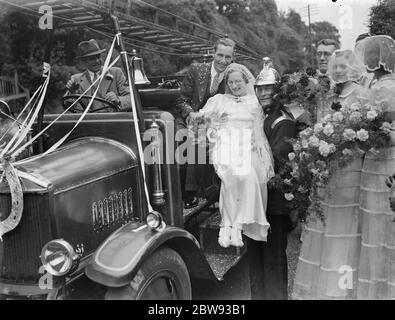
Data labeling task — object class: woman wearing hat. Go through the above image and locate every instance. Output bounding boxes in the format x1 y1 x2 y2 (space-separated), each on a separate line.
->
356 35 395 300
65 39 131 112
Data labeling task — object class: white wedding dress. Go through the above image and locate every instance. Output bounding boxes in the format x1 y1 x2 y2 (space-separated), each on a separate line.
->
199 93 274 247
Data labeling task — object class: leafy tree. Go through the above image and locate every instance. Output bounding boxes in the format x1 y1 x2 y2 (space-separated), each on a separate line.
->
311 21 341 45
0 0 341 111
369 0 395 38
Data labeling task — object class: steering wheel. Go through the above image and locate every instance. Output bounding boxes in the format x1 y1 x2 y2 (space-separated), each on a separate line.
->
62 95 121 113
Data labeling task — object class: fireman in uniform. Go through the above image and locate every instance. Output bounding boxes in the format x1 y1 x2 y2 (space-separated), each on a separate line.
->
246 66 297 300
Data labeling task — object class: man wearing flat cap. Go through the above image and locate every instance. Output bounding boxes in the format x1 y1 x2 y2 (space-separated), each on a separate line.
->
65 39 131 111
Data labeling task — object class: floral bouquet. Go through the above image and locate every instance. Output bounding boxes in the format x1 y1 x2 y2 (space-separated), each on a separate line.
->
269 96 395 222
275 72 334 128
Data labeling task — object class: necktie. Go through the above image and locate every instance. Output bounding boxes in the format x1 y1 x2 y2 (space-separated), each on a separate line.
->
210 73 220 96
92 72 98 92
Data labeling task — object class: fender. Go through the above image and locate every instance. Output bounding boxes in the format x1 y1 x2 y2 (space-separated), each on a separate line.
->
85 221 217 287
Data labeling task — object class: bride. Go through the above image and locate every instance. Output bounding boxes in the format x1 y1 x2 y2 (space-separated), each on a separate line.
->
197 63 274 248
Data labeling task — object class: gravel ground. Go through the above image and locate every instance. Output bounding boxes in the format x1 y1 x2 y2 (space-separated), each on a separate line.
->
192 224 303 300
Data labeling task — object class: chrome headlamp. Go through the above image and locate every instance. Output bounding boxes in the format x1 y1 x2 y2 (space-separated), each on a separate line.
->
40 239 80 276
145 211 166 231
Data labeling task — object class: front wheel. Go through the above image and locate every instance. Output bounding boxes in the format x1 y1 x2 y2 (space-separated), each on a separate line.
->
105 247 192 300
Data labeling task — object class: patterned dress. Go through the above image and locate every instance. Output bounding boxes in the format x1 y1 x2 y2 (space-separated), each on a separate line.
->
357 73 395 299
293 82 368 299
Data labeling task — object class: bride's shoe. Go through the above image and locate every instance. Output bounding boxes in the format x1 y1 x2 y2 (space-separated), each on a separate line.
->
230 228 244 247
218 227 231 248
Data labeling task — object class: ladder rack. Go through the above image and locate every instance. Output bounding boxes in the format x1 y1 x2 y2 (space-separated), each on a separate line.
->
4 0 261 61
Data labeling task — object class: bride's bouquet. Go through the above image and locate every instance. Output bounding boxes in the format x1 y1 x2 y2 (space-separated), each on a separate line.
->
269 97 395 222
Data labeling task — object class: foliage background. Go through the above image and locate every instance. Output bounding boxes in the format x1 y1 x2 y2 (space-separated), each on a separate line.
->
0 0 341 111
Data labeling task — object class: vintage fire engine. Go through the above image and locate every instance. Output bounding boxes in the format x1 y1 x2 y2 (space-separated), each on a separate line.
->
0 0 261 299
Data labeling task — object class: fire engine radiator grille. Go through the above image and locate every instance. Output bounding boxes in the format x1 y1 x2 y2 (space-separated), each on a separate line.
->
0 193 52 283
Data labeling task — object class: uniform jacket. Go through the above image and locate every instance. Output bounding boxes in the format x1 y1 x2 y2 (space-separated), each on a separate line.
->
176 62 226 122
264 104 297 216
67 66 131 111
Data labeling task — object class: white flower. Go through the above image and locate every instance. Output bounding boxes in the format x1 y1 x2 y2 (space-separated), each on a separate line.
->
314 123 324 134
284 178 292 185
323 123 334 136
291 168 299 178
300 128 313 138
323 114 332 123
328 143 336 153
308 135 320 147
293 142 301 152
350 102 361 111
332 111 344 122
284 193 295 201
381 122 392 133
356 129 369 141
343 129 357 141
310 168 319 175
288 152 296 161
342 148 353 156
301 139 309 149
318 141 331 157
366 110 378 121
350 111 362 123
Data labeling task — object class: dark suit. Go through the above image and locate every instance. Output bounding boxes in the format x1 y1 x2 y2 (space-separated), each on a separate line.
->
247 103 297 300
175 62 225 196
66 67 131 111
176 62 226 122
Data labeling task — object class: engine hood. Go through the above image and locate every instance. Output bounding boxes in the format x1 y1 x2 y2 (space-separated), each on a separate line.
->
6 137 138 194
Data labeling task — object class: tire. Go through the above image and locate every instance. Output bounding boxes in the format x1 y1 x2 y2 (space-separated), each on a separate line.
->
105 247 192 300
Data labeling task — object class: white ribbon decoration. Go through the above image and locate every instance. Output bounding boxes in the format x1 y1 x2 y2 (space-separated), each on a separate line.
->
13 37 119 163
119 37 153 212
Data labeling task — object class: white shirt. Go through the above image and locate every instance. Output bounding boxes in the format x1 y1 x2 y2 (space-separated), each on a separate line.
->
88 70 100 84
210 63 225 89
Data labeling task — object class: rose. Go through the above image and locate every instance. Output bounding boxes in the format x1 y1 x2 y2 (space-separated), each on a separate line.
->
366 110 378 121
288 152 296 161
293 142 301 152
318 141 331 157
350 111 362 123
284 193 295 201
323 114 332 123
314 123 324 134
343 129 357 141
342 148 353 156
308 135 320 147
323 123 334 136
283 178 292 185
381 122 393 133
356 129 369 141
320 170 329 178
291 168 299 178
310 168 319 175
300 127 313 138
328 143 336 153
332 111 344 122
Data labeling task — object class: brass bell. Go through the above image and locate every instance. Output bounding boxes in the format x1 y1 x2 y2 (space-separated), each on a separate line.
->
133 56 150 85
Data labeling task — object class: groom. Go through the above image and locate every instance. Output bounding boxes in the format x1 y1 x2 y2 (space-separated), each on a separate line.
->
247 66 297 300
176 37 235 208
